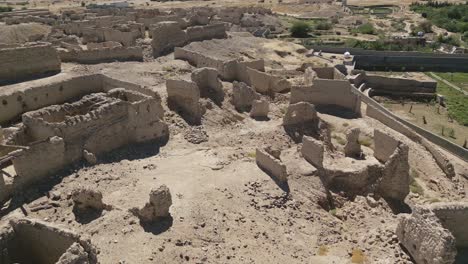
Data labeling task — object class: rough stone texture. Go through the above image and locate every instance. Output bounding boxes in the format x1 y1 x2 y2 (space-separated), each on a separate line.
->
166 79 203 125
151 21 187 56
58 46 143 64
396 207 457 264
378 143 410 201
0 218 98 264
232 81 259 112
431 202 468 248
56 242 91 264
344 128 361 157
256 148 288 183
0 42 61 85
290 78 361 115
134 185 172 222
249 100 269 118
301 136 324 169
247 67 291 94
191 67 224 105
304 67 317 86
282 102 318 126
71 187 104 211
373 129 400 163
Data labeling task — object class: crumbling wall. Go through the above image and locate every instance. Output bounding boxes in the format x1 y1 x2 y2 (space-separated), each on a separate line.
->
256 148 287 183
0 74 152 125
12 137 65 187
290 79 361 115
301 136 324 168
373 129 400 162
246 67 291 94
58 46 143 64
152 22 227 57
191 67 224 105
0 43 61 85
186 23 227 42
174 47 264 83
431 202 468 248
311 67 345 80
166 79 203 125
0 218 97 264
396 207 457 264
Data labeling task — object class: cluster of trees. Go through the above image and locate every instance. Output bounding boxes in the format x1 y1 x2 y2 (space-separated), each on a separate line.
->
289 20 333 38
410 2 468 33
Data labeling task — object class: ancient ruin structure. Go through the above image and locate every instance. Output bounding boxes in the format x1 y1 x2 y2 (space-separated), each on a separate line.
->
0 86 168 203
397 202 468 264
0 218 98 264
301 129 410 201
0 42 60 84
256 147 288 183
131 185 173 222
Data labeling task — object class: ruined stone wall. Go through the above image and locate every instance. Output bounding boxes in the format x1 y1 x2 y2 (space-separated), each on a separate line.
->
290 79 361 114
174 47 264 83
58 46 143 64
431 203 468 248
256 148 287 183
0 74 151 125
397 207 457 264
247 68 291 94
0 43 61 85
152 22 227 56
185 23 227 42
12 137 66 187
311 67 345 80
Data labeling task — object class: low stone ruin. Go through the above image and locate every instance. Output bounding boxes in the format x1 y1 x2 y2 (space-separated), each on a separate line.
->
232 81 259 112
250 100 269 119
0 87 168 203
397 202 468 264
291 69 361 115
0 218 98 264
344 127 361 158
191 67 225 105
0 42 61 85
282 102 321 142
71 187 105 211
131 185 173 222
166 79 204 125
58 46 143 64
301 128 410 201
246 67 291 94
152 22 227 56
256 147 288 183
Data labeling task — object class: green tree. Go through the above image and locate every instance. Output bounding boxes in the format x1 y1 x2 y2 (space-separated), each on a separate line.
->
290 21 312 38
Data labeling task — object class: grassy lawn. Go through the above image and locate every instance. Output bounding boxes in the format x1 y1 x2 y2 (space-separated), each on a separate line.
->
430 75 468 127
436 72 468 92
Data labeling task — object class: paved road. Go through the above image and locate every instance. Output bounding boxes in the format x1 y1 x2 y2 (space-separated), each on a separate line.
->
429 72 468 96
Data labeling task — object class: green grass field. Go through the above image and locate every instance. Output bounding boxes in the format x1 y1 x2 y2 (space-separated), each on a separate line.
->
430 74 468 126
436 72 468 92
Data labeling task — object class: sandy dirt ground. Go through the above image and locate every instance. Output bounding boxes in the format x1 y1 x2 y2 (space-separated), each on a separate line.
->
1 35 467 262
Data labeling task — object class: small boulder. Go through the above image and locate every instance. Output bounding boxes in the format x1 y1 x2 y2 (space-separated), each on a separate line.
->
132 185 172 222
71 187 104 211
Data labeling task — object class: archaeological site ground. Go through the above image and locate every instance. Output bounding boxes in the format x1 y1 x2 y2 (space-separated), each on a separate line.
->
0 0 467 263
